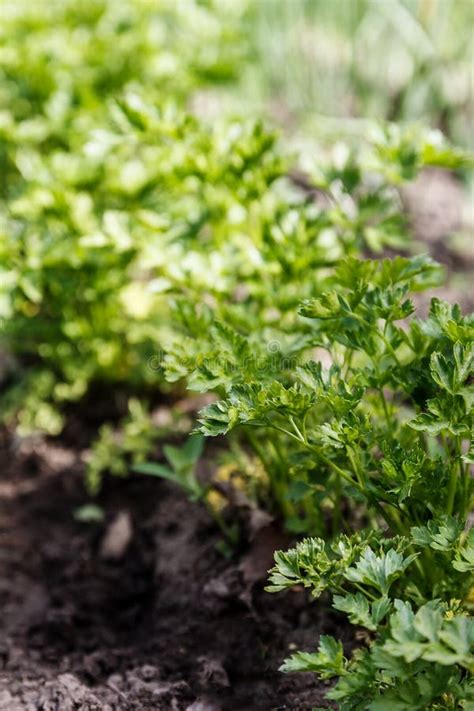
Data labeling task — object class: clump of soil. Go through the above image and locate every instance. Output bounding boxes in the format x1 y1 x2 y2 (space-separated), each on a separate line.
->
0 433 348 710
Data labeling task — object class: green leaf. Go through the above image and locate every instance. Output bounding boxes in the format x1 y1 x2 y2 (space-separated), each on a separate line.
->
344 548 418 596
299 292 346 319
453 528 474 572
197 399 238 436
430 352 456 393
333 593 391 631
133 435 205 501
133 462 177 481
437 617 474 669
382 601 474 670
430 343 473 395
267 533 373 597
412 604 443 643
280 635 345 678
411 516 464 552
163 435 204 472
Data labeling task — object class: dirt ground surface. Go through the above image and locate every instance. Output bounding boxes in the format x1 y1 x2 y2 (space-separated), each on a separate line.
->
0 428 351 711
400 167 474 313
0 168 472 710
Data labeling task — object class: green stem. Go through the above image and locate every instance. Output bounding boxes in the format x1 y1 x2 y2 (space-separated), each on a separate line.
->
342 347 354 379
271 423 305 444
289 415 305 443
378 388 392 429
462 459 471 520
416 547 437 589
203 496 237 544
245 429 284 513
271 423 367 498
347 449 365 488
317 449 361 490
446 469 458 516
379 331 402 369
373 500 407 536
332 472 342 537
353 582 378 602
446 437 462 516
355 314 402 368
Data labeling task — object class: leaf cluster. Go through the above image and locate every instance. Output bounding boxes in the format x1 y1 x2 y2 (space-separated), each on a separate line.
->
172 255 473 708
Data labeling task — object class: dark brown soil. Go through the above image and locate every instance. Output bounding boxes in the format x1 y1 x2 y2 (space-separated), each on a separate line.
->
0 430 348 710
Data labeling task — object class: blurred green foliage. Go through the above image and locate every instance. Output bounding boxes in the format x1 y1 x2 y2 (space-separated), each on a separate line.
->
0 0 470 438
0 0 279 432
242 0 473 148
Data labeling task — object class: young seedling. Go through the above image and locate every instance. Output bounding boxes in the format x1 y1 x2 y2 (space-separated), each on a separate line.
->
134 434 206 502
135 435 239 549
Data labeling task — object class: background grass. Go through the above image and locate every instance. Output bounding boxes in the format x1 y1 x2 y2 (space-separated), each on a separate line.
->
218 0 473 149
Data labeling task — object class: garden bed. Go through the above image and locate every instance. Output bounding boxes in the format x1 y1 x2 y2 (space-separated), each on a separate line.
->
1 4 473 708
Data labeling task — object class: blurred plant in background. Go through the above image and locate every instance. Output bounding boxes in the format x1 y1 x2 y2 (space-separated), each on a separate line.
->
0 0 471 448
240 0 473 149
3 0 471 144
0 0 279 433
